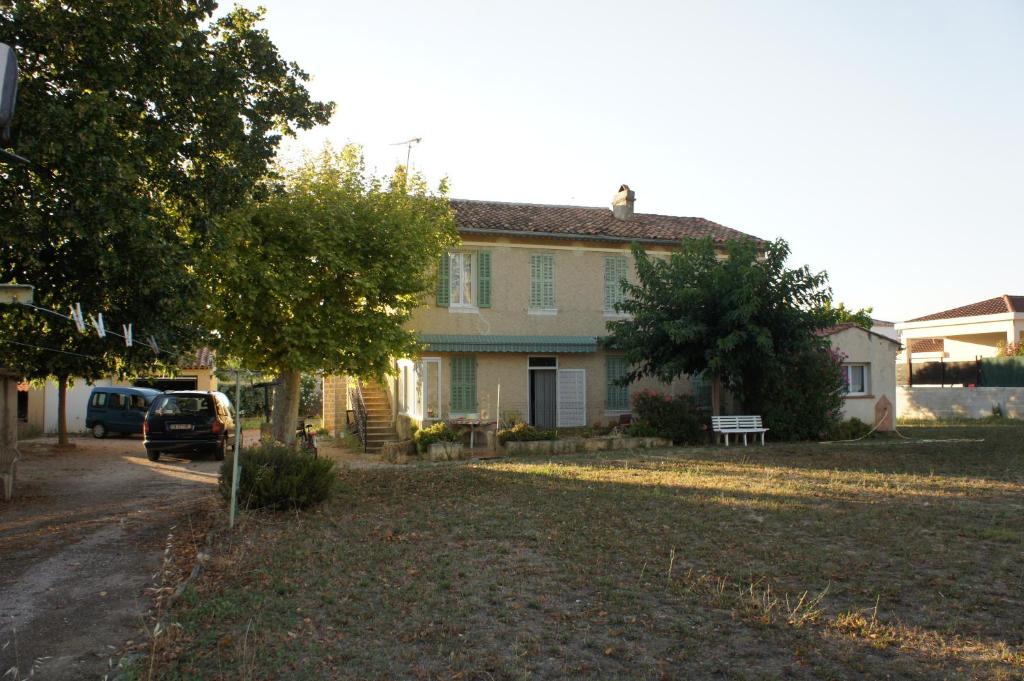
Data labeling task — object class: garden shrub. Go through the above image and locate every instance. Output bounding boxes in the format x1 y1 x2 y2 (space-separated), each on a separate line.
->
497 422 557 444
625 420 659 438
827 417 872 441
630 390 707 444
218 443 336 511
760 347 846 440
413 421 459 454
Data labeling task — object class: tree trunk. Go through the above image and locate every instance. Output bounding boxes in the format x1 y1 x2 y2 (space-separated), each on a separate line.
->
57 375 69 446
270 369 301 445
711 375 723 417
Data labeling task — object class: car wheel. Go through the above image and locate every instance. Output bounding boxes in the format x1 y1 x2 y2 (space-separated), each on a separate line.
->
147 449 160 462
92 423 107 439
214 438 226 461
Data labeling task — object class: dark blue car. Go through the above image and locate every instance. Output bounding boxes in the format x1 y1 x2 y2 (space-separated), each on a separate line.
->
86 386 162 438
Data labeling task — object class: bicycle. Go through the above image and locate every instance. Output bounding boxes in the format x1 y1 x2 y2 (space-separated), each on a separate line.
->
295 421 318 458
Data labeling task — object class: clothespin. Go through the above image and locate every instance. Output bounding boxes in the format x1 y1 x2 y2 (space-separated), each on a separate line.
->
70 303 87 333
122 323 133 347
89 313 106 338
147 335 160 354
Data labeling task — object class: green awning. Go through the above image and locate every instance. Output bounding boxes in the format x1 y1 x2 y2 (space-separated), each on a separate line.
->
418 334 600 353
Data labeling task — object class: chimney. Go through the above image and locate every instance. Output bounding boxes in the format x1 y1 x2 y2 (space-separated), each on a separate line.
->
611 184 635 220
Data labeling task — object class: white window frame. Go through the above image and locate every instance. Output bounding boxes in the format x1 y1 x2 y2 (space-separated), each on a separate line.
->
448 252 477 311
603 254 630 317
418 357 442 421
842 363 869 396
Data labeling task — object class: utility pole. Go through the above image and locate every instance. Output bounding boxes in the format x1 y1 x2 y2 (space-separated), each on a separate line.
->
390 137 421 174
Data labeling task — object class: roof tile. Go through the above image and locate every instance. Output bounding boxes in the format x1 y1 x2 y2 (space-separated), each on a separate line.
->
451 199 762 244
908 295 1024 322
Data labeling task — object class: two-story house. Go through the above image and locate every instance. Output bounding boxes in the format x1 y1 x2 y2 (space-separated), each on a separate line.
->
323 186 763 450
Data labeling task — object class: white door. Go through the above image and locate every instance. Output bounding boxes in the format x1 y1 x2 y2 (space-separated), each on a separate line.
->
557 369 586 427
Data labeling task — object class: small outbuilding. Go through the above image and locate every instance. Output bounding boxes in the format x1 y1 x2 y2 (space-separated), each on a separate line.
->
818 323 901 431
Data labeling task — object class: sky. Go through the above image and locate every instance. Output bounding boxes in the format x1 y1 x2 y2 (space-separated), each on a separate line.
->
247 0 1023 322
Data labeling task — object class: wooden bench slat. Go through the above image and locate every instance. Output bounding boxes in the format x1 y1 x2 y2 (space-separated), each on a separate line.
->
710 415 769 447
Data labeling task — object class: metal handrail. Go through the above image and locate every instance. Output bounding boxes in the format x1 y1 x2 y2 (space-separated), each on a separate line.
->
349 379 368 453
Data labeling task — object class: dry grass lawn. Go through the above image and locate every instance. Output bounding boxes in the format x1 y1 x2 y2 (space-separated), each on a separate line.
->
147 425 1023 680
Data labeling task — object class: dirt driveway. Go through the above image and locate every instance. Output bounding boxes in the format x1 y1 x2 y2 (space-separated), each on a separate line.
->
0 435 225 680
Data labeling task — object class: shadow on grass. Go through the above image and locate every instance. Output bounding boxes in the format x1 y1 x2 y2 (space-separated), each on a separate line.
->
158 439 1023 680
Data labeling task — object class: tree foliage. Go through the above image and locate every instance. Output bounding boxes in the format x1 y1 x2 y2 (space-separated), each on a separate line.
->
606 237 850 439
209 146 458 440
0 1 332 439
824 301 874 329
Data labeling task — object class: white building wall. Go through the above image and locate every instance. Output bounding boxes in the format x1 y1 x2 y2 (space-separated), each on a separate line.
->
41 377 130 434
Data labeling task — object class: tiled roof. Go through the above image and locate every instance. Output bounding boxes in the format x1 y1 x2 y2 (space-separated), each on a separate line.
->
816 323 858 337
817 323 902 345
908 295 1024 322
908 338 944 354
180 347 214 370
450 199 762 244
419 334 599 353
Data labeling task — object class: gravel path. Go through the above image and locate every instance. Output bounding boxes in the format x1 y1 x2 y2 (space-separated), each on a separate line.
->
0 435 222 680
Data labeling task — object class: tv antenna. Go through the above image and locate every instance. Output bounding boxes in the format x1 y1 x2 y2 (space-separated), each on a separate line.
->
390 136 422 172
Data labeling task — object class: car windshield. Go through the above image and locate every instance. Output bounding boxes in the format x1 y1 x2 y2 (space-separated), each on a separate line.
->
152 395 211 416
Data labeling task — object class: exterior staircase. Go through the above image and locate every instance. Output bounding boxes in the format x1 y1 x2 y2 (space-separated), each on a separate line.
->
359 381 398 454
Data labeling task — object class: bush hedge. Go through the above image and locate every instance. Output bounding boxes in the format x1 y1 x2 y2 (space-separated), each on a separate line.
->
219 443 336 511
630 390 707 444
827 417 873 441
497 422 558 445
413 421 459 454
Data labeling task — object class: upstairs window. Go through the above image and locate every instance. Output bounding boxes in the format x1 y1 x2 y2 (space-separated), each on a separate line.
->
604 255 629 312
450 252 474 306
529 253 555 310
436 251 491 308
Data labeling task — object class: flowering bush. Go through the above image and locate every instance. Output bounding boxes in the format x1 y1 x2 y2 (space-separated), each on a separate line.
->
629 390 707 445
999 341 1024 357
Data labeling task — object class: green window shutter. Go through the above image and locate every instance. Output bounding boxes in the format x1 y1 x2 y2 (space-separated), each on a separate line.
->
450 356 478 413
606 356 629 410
604 256 627 311
477 251 491 308
436 255 450 307
530 253 554 309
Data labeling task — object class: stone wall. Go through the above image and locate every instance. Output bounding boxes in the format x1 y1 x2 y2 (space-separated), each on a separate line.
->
321 374 349 437
897 386 1024 420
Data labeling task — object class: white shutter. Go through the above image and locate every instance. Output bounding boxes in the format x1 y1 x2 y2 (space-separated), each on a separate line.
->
557 369 586 427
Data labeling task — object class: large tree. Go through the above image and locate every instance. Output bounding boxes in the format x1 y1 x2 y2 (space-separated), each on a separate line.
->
209 146 458 443
0 1 332 443
606 237 850 439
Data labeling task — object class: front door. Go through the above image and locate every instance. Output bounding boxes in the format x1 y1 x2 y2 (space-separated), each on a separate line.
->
530 369 556 428
529 357 559 428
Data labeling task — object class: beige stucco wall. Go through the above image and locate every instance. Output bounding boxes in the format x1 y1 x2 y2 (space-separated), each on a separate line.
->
829 327 899 429
410 235 674 338
942 333 1007 361
184 369 216 391
397 351 691 428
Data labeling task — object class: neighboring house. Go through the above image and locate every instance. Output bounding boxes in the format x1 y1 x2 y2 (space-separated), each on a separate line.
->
895 295 1024 362
19 348 217 436
870 318 898 342
818 323 900 431
324 185 760 446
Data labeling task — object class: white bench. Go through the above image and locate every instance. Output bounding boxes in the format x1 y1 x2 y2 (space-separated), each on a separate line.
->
711 415 769 446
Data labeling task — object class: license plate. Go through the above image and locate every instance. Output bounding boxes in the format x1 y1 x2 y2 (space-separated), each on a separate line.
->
169 423 193 431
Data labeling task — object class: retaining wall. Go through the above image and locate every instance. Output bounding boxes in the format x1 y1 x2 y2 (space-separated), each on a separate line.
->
896 386 1024 420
